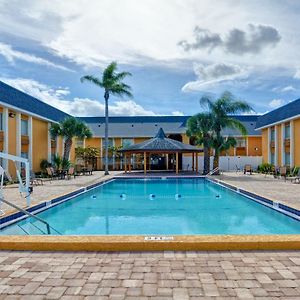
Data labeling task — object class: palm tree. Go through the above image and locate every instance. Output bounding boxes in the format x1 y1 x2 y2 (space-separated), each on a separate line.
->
81 62 132 175
50 117 92 161
186 113 214 175
200 91 252 170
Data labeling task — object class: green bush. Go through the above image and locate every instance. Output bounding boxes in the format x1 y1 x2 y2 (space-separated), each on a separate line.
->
257 163 273 173
40 159 51 172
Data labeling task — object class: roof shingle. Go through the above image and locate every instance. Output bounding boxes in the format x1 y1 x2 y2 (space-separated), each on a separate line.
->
0 81 70 122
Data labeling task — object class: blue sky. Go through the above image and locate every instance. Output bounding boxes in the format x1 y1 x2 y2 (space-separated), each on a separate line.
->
0 0 300 116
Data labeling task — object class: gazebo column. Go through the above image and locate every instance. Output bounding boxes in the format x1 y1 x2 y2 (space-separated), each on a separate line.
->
166 153 169 170
128 153 131 173
176 152 179 174
144 152 147 174
124 154 127 173
196 152 199 173
192 152 195 171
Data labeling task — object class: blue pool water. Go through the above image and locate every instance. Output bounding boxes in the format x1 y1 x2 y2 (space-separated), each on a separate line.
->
1 178 300 235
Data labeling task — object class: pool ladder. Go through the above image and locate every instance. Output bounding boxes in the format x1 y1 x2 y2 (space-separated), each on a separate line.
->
0 197 53 235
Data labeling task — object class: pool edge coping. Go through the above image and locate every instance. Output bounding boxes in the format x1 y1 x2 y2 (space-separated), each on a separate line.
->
1 174 300 251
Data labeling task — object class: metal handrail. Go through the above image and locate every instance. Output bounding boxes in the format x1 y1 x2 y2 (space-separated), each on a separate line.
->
208 167 219 175
0 198 51 234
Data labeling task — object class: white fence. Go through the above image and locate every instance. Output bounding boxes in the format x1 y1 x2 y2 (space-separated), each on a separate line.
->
182 156 262 172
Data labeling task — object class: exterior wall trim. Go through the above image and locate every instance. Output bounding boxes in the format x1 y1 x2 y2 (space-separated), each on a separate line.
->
0 101 58 124
256 114 300 130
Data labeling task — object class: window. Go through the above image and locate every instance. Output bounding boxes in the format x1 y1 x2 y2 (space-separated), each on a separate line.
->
285 124 290 139
0 113 3 131
235 137 246 148
285 152 290 166
103 138 114 148
76 138 84 148
270 128 275 141
270 152 275 165
20 152 28 169
21 119 28 136
122 138 134 148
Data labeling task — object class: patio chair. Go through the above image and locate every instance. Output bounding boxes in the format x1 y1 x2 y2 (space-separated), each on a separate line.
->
243 164 253 175
66 167 76 179
235 164 241 173
279 166 287 181
75 164 84 176
46 167 59 181
288 168 300 183
86 164 93 175
30 170 44 186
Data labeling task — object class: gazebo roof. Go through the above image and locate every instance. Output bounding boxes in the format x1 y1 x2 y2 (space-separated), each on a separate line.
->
120 128 202 153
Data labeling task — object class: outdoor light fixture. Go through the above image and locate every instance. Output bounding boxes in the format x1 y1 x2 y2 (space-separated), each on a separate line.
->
254 147 259 151
9 112 16 118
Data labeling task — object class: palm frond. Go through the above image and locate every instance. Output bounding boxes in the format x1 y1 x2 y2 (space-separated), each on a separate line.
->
80 75 104 88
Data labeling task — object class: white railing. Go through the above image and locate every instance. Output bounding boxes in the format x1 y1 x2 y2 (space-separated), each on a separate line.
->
208 167 219 175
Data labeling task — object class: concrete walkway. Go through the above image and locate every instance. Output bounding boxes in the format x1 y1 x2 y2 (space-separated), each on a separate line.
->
214 172 300 211
0 250 300 299
1 171 122 216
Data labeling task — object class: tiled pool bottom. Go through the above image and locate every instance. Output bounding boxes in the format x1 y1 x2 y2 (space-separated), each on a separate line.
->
1 178 300 236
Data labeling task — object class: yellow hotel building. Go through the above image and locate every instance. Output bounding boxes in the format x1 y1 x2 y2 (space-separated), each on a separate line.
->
256 98 300 167
0 80 271 176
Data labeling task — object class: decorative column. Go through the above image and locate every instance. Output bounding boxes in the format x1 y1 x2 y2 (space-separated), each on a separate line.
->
274 126 278 166
176 152 179 174
28 116 33 168
144 152 146 174
128 153 131 173
267 127 271 163
166 153 169 170
281 123 285 166
192 152 195 171
290 120 294 167
196 152 199 173
47 123 52 162
2 108 9 171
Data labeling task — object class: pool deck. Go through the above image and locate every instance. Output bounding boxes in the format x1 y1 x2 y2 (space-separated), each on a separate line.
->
0 250 300 299
214 172 300 211
1 171 122 216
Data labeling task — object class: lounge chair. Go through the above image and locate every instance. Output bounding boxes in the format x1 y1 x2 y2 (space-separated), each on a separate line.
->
75 164 84 176
66 167 76 179
278 166 287 181
243 164 253 175
235 164 241 173
46 167 59 181
86 164 93 175
287 168 300 183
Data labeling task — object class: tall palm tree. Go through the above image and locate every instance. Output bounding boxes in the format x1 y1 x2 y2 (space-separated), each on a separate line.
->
200 91 252 170
50 117 92 161
81 62 132 175
186 113 214 175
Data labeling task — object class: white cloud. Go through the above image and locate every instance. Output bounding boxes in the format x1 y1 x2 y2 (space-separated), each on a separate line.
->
1 0 299 69
182 62 248 92
269 98 285 109
294 69 300 79
281 85 296 92
179 24 281 55
0 42 72 71
0 77 157 116
171 111 184 116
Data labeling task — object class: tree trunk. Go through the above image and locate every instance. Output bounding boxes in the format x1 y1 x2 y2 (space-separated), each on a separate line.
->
104 92 109 175
203 146 210 175
63 138 72 161
213 150 220 174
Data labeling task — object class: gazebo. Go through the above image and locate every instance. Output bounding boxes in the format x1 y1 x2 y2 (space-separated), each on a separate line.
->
119 128 203 174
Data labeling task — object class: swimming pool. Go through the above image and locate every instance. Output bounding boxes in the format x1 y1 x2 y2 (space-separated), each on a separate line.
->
1 178 300 235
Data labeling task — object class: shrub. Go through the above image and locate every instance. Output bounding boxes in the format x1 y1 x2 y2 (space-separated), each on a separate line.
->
257 163 273 173
40 159 51 172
